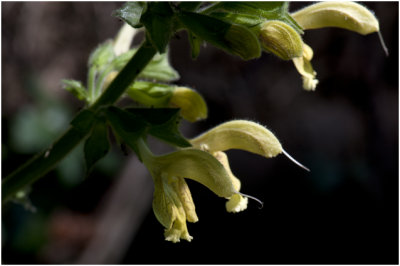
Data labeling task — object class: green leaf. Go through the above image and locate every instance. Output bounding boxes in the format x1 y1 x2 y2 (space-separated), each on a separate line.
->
141 51 180 82
88 40 114 70
140 2 174 53
178 12 261 60
105 106 147 158
61 79 87 101
84 119 110 173
109 48 179 83
126 108 191 148
113 2 147 28
126 81 175 107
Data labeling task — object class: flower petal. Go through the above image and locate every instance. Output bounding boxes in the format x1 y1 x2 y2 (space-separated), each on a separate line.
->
168 87 208 122
153 149 236 198
291 1 379 35
226 194 248 213
191 120 282 158
292 43 319 91
152 174 195 243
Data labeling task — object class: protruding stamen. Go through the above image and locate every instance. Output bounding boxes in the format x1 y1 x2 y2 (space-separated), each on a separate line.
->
378 31 389 57
282 149 310 172
235 191 264 209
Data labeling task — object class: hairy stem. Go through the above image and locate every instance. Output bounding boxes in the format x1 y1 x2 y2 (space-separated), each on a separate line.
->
2 40 157 202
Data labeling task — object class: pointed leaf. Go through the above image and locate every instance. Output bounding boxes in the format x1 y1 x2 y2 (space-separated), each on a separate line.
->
105 106 147 158
62 79 88 101
113 2 147 28
126 108 191 148
88 40 114 69
140 2 174 53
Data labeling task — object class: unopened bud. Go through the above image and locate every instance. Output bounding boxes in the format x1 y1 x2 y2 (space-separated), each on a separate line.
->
259 20 303 60
169 87 208 122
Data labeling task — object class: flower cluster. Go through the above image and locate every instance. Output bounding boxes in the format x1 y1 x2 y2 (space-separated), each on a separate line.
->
138 120 309 242
259 1 383 91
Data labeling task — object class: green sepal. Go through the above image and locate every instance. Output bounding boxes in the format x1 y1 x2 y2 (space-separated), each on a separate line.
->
61 79 88 101
84 118 110 174
126 81 175 107
105 106 147 160
140 2 175 53
188 32 202 60
209 2 303 34
126 108 191 148
178 11 261 60
70 109 97 135
113 2 147 28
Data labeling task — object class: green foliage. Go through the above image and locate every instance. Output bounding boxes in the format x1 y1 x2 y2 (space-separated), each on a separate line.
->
140 2 175 53
140 51 180 82
105 106 190 161
126 108 191 148
88 41 115 70
178 11 261 60
113 2 147 28
61 79 87 101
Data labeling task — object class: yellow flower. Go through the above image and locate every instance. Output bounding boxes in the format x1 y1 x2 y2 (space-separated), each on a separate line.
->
289 1 385 90
168 87 208 122
137 139 237 242
191 120 285 212
138 120 308 242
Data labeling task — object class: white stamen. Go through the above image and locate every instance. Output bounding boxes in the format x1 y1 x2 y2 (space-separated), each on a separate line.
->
377 31 389 57
235 190 264 209
282 149 310 172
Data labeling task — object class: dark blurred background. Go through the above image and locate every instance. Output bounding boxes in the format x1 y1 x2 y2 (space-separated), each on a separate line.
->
2 2 398 264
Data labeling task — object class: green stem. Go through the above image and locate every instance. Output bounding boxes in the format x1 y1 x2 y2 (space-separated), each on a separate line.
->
87 67 97 104
2 127 86 202
2 40 157 203
92 41 156 109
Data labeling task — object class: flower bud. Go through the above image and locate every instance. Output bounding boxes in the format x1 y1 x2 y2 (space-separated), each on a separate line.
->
169 87 208 122
291 2 379 35
259 20 303 60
